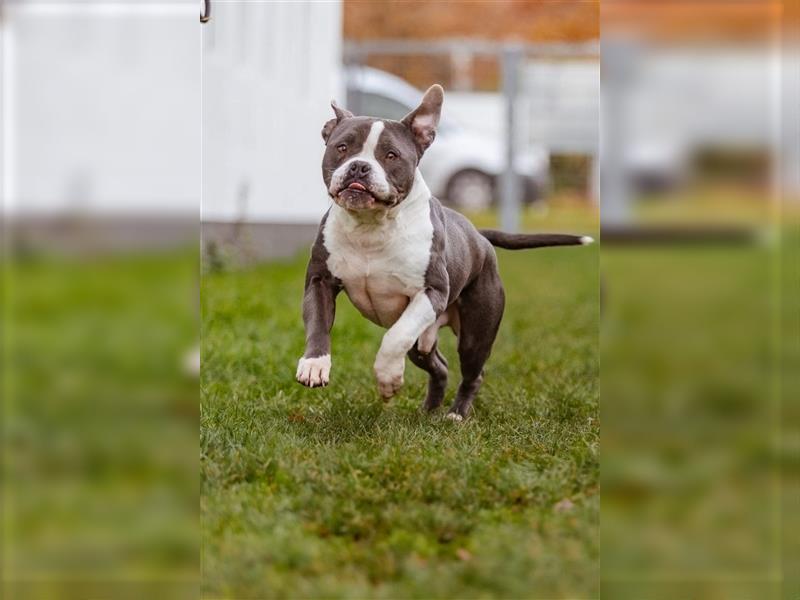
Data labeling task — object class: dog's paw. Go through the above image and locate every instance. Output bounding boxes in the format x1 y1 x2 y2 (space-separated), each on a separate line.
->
444 412 464 422
374 352 405 399
296 355 331 388
377 373 404 399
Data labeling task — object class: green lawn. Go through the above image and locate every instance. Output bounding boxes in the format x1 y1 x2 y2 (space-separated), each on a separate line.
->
4 250 199 597
600 231 798 600
201 232 599 598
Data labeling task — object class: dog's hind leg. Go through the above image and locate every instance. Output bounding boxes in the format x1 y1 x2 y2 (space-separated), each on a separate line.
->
408 342 448 412
447 261 505 420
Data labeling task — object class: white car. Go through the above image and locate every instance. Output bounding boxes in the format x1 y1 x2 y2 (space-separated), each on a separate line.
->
345 66 550 210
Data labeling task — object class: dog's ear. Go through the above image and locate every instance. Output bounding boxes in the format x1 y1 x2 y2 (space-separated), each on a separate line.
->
401 84 444 155
322 100 354 144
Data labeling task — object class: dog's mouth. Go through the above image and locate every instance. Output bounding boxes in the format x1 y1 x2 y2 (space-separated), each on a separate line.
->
346 181 368 193
333 181 393 210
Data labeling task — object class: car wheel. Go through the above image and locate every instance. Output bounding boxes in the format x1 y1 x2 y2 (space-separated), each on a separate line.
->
445 170 494 211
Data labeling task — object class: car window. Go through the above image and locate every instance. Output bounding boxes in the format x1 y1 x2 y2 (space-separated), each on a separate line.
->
347 89 457 135
354 92 412 121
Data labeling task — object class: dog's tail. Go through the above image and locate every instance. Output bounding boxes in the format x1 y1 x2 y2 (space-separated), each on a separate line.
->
479 230 594 250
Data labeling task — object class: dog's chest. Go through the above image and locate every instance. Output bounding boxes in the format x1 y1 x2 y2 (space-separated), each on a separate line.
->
323 206 433 328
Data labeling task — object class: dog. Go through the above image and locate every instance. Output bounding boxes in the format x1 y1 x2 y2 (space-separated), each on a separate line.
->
296 84 593 420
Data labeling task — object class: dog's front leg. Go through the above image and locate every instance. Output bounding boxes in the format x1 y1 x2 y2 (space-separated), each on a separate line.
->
296 247 340 388
374 289 443 398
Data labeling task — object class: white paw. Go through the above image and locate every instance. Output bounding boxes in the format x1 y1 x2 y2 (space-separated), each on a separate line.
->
444 412 463 422
374 352 405 399
296 354 331 388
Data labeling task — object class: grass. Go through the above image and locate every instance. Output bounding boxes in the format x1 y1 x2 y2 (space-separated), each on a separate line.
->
201 224 599 598
600 229 799 600
4 250 199 596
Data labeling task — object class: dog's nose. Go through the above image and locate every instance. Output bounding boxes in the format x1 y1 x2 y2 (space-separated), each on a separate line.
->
348 161 371 177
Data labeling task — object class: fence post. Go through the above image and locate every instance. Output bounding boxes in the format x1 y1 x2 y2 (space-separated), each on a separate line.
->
600 39 635 226
450 44 473 91
500 45 523 233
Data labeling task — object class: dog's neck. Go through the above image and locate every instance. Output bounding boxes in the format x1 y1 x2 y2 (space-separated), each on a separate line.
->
332 169 431 229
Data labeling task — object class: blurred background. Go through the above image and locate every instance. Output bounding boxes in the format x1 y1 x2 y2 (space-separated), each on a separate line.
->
1 1 200 598
201 0 599 263
600 2 798 600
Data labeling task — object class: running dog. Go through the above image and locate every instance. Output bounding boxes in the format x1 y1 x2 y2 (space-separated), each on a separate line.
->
296 84 593 419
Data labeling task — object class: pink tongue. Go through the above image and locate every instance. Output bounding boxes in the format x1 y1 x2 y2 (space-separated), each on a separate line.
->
348 182 367 191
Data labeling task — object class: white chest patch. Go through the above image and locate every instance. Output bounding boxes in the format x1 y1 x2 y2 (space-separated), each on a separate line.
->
323 171 434 328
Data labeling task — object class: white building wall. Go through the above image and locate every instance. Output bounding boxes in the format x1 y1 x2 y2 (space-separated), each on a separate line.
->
201 1 343 224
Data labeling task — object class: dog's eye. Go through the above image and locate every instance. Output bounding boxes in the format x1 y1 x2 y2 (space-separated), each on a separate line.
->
386 151 398 160
336 144 347 153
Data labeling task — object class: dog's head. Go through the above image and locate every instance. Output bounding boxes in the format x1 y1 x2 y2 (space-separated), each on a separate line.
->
321 85 443 212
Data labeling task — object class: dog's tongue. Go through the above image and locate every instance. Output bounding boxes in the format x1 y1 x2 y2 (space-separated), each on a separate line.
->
347 182 367 192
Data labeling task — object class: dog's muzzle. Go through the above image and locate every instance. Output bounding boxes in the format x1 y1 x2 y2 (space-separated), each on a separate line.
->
332 179 395 211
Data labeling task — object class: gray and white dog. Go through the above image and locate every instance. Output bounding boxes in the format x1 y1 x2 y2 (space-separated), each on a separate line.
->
296 84 593 420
